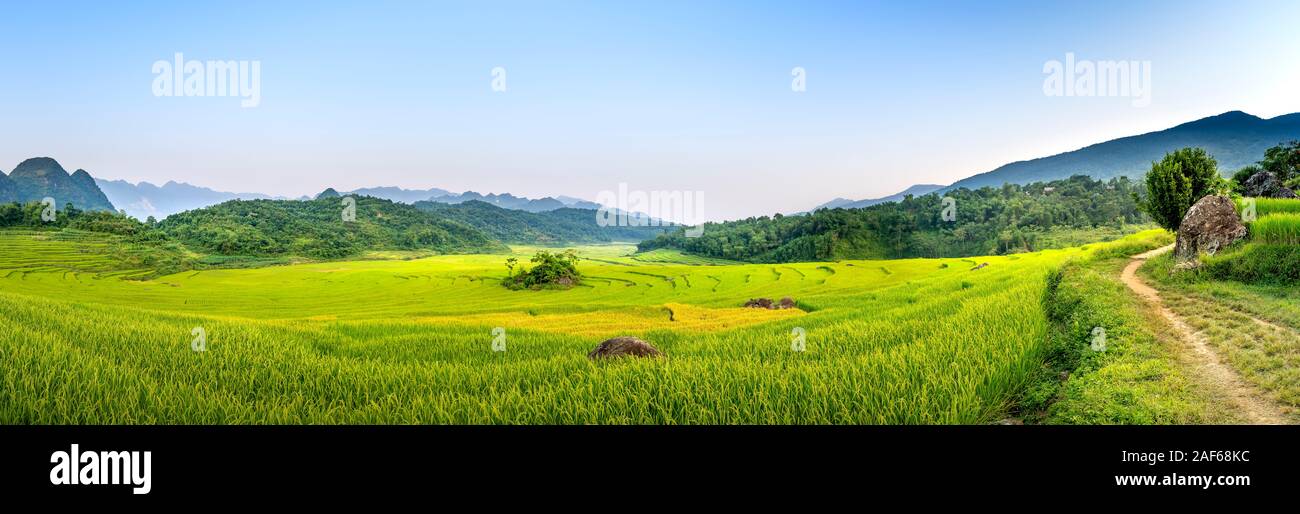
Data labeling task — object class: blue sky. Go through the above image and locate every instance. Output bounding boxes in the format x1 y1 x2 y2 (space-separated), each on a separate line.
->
2 0 1298 220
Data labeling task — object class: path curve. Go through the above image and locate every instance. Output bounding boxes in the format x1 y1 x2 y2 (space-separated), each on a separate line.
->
1121 244 1289 425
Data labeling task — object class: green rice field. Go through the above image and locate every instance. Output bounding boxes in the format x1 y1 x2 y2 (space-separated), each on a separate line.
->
0 229 1168 424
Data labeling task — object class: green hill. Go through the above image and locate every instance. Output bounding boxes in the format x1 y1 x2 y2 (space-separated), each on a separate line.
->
640 175 1148 262
414 199 665 244
158 196 507 258
0 169 16 203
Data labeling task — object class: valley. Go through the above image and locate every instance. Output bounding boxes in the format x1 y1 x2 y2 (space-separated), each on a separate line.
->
0 229 1171 424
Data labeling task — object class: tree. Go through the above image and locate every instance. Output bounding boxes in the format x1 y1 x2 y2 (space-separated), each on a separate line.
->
1259 140 1300 183
1137 147 1223 232
502 250 581 289
1231 165 1263 193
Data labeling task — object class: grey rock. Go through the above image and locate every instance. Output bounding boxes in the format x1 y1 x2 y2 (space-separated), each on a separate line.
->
587 336 663 359
1174 195 1248 262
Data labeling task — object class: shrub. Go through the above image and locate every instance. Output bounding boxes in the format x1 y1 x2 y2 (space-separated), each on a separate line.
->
1201 243 1300 284
1137 148 1224 231
1259 140 1300 183
503 250 582 290
1230 165 1263 194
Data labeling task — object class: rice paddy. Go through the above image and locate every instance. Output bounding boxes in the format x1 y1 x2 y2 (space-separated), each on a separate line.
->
0 228 1168 424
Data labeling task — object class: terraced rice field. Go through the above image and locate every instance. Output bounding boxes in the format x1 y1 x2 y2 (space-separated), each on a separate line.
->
0 229 1167 424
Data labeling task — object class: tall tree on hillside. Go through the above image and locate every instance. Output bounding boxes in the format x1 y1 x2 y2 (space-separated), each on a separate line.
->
1137 147 1223 232
1259 140 1300 183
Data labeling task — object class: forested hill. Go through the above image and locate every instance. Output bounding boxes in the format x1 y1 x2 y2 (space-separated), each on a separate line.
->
414 199 664 244
638 175 1147 263
157 196 506 258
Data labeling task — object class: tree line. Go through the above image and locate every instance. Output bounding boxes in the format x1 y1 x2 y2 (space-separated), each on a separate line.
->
638 175 1148 262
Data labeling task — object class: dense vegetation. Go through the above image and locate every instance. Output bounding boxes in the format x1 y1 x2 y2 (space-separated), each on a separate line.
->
0 201 147 235
640 175 1147 262
1259 140 1300 185
1137 147 1225 231
158 196 506 258
415 200 664 245
503 250 582 290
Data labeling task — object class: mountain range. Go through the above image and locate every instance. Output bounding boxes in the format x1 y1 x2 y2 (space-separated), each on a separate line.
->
939 110 1300 193
819 111 1300 211
812 184 946 211
424 191 601 212
97 179 282 220
344 186 453 204
1 157 114 211
99 178 598 220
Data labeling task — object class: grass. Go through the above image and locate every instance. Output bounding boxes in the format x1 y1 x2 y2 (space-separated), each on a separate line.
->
1238 197 1300 217
1 228 1170 424
1249 213 1300 245
1022 231 1229 424
629 248 742 266
1142 252 1300 419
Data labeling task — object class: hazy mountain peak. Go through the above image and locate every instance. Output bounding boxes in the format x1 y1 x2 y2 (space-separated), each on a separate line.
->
939 110 1300 193
811 184 946 212
9 157 68 178
1172 110 1261 129
4 157 114 211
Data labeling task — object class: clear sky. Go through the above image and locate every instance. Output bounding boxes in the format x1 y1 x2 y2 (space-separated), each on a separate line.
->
2 0 1298 221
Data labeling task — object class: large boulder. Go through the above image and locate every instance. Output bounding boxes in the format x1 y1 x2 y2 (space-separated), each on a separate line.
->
1241 171 1298 198
1174 195 1248 262
587 336 662 359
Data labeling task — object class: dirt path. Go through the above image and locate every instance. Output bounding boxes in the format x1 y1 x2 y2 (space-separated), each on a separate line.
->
1121 245 1290 424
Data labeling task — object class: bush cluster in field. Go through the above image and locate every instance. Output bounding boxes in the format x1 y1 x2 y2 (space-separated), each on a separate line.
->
502 250 582 290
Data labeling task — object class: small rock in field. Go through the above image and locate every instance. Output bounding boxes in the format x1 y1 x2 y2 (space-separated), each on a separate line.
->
588 336 662 359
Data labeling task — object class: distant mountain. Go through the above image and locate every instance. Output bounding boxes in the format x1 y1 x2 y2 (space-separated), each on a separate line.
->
315 188 341 200
812 184 946 211
425 191 572 212
6 157 115 211
344 186 452 204
940 111 1300 193
96 179 278 220
415 199 665 244
554 195 604 210
0 168 16 203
